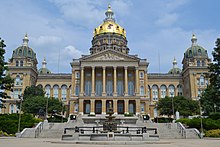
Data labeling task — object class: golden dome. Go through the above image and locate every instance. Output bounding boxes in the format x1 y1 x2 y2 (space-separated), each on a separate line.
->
93 5 126 38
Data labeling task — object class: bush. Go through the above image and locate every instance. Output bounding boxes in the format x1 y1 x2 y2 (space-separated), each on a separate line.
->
156 117 173 123
48 115 67 123
124 112 133 117
208 112 220 120
205 129 220 137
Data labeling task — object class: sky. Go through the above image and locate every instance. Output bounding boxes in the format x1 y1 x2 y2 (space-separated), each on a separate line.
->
0 0 220 73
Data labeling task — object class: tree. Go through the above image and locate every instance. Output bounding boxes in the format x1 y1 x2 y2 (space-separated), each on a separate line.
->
157 96 199 117
0 38 14 108
22 86 62 116
201 38 220 114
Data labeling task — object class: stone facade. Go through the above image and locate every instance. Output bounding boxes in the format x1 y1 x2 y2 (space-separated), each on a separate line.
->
0 6 210 118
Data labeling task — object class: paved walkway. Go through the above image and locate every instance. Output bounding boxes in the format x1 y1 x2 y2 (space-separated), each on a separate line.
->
0 138 220 147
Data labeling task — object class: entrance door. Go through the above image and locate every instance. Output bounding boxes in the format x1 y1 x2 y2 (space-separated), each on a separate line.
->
129 100 136 114
95 100 102 114
117 100 124 114
84 100 90 114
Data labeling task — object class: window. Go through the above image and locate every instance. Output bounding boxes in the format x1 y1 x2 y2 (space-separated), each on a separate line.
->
61 85 67 101
85 81 91 96
75 72 80 78
13 89 21 99
177 85 183 96
10 104 14 114
152 85 158 101
117 81 123 96
160 85 166 98
45 85 51 97
16 61 19 66
189 50 192 57
20 60 23 66
197 60 200 67
96 81 102 96
168 85 175 97
141 103 145 112
140 72 144 78
147 86 150 98
202 60 205 66
53 85 59 99
15 75 22 86
198 49 202 55
128 81 134 96
200 75 205 86
75 85 79 96
106 80 113 96
140 86 144 96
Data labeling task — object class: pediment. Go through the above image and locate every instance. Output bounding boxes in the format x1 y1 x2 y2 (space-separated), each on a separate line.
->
80 50 139 61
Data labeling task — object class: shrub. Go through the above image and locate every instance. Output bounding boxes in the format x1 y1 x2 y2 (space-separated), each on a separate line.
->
48 115 67 122
205 129 220 137
208 112 220 120
156 117 173 123
124 112 133 117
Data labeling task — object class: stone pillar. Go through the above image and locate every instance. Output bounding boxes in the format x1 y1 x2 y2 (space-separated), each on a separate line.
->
91 67 95 96
102 66 106 96
150 87 153 101
144 71 148 97
71 70 75 97
58 88 62 101
90 99 95 115
80 67 84 96
69 101 74 114
135 67 139 96
135 99 141 115
102 99 106 114
124 99 129 113
158 87 161 100
113 66 117 96
174 86 178 96
113 99 118 114
50 88 53 97
78 99 84 115
124 67 128 96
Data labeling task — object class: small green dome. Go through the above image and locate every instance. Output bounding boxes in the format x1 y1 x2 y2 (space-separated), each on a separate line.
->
184 45 208 59
38 68 51 74
184 34 208 59
12 46 36 59
168 68 181 74
12 34 36 60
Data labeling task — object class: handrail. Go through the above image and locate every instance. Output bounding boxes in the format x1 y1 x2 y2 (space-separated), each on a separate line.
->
34 122 44 138
177 122 201 139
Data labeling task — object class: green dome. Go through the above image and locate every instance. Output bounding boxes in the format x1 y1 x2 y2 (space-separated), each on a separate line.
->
184 45 208 59
38 68 51 74
168 68 181 74
12 46 36 59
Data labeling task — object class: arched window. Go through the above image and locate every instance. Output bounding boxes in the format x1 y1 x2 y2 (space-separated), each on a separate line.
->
128 81 134 96
106 80 113 96
75 72 80 78
200 75 205 86
140 72 144 78
85 81 92 96
160 85 166 98
189 50 192 57
20 60 23 66
10 104 14 114
75 85 79 96
19 49 22 55
140 86 144 96
15 75 21 86
197 60 200 67
96 81 102 96
202 60 205 66
16 61 19 66
177 85 183 96
152 85 158 101
53 85 59 99
45 85 51 97
61 85 67 101
168 85 175 97
117 81 123 96
148 85 150 98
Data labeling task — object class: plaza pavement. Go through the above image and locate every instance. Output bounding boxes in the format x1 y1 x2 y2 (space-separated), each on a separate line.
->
0 138 220 147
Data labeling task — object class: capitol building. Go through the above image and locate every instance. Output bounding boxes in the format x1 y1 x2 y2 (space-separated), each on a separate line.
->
1 6 211 118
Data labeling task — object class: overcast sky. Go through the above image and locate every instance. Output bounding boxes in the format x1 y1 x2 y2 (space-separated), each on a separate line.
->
1 0 219 73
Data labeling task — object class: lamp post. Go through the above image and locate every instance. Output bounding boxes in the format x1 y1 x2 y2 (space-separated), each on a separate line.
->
45 93 49 121
198 95 204 138
17 94 23 133
171 92 175 120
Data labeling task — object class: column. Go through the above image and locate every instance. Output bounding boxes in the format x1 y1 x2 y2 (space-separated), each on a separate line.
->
91 67 95 96
80 67 84 96
144 70 148 97
102 99 106 114
158 87 161 99
58 88 62 101
135 67 139 96
124 99 129 113
113 66 117 96
71 70 75 97
78 99 83 115
102 66 106 96
69 101 74 114
135 99 141 115
124 67 128 96
90 99 95 115
150 87 153 102
113 99 118 114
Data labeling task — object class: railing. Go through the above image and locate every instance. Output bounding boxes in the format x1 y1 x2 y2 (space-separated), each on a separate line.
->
177 122 201 139
64 126 157 135
34 122 44 138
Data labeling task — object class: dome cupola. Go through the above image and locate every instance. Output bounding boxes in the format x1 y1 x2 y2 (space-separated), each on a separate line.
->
38 57 51 74
168 57 181 74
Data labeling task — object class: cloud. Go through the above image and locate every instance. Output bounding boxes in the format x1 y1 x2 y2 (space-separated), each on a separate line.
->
31 35 62 46
62 45 83 59
155 13 178 27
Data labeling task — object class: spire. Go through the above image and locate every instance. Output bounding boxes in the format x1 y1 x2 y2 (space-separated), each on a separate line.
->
42 57 47 69
23 33 29 46
104 4 115 22
191 33 197 46
173 57 177 68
